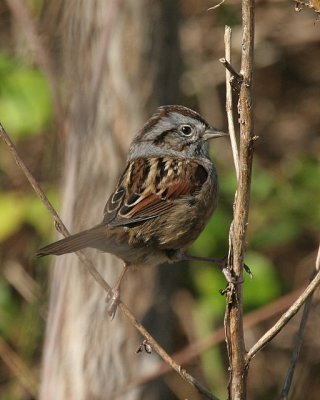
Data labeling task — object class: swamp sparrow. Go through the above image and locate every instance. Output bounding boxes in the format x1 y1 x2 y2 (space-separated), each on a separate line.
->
37 105 228 316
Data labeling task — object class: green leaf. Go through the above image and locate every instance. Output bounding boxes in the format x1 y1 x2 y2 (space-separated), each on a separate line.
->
0 191 59 242
243 251 281 310
0 52 52 138
0 193 25 241
193 266 227 318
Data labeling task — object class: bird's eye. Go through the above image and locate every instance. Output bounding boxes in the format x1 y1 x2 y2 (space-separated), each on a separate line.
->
179 124 193 136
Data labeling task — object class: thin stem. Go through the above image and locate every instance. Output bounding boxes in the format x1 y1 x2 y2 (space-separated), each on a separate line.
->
279 246 320 399
246 243 320 363
208 0 226 11
0 337 38 397
223 26 240 181
0 123 219 400
220 58 241 79
279 295 313 400
112 285 307 398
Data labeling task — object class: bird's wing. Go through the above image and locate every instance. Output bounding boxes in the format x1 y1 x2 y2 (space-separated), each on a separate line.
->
103 157 208 227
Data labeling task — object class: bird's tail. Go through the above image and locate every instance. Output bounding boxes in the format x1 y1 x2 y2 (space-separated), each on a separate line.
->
37 225 105 256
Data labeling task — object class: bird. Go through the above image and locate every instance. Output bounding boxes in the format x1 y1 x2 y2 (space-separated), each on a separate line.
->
37 105 228 317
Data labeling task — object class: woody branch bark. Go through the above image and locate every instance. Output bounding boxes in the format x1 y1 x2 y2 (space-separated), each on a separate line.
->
224 1 255 399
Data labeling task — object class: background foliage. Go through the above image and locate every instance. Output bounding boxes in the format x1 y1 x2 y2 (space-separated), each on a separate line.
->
0 1 319 399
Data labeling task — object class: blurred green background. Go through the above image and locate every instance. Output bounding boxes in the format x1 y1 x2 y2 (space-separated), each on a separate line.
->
0 1 319 399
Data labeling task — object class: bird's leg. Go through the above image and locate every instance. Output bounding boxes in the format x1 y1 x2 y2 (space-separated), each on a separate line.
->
169 251 252 283
106 263 128 319
177 253 234 283
180 254 226 265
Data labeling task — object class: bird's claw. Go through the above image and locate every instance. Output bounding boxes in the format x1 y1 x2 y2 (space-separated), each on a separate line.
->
221 267 241 284
219 272 244 296
244 263 253 278
106 288 120 320
219 258 252 282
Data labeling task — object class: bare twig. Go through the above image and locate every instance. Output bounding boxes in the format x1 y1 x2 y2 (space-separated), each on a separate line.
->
0 336 38 397
219 58 242 81
279 245 320 399
292 0 320 15
224 1 255 399
208 0 226 11
219 58 243 94
3 260 41 303
118 302 220 400
246 243 320 363
279 296 312 400
222 26 240 180
112 285 309 398
6 0 64 125
0 122 219 400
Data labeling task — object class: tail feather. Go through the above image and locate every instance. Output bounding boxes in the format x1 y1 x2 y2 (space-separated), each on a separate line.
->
37 225 105 256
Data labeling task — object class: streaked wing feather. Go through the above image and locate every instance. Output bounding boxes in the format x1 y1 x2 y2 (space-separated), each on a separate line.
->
103 158 207 227
108 196 176 227
103 186 126 224
110 194 174 226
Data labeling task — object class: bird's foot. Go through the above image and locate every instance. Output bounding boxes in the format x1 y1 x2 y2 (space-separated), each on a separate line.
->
106 288 120 320
105 263 129 320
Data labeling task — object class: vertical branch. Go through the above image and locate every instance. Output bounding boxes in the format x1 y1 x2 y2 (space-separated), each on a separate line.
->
224 1 255 399
223 26 240 181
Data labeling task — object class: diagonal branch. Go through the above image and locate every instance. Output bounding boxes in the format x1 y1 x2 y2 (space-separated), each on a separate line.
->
279 294 313 399
279 245 320 398
247 242 320 364
0 336 38 397
0 122 220 400
111 284 309 398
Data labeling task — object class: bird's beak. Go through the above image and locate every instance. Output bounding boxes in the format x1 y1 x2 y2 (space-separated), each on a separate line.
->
203 126 229 141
